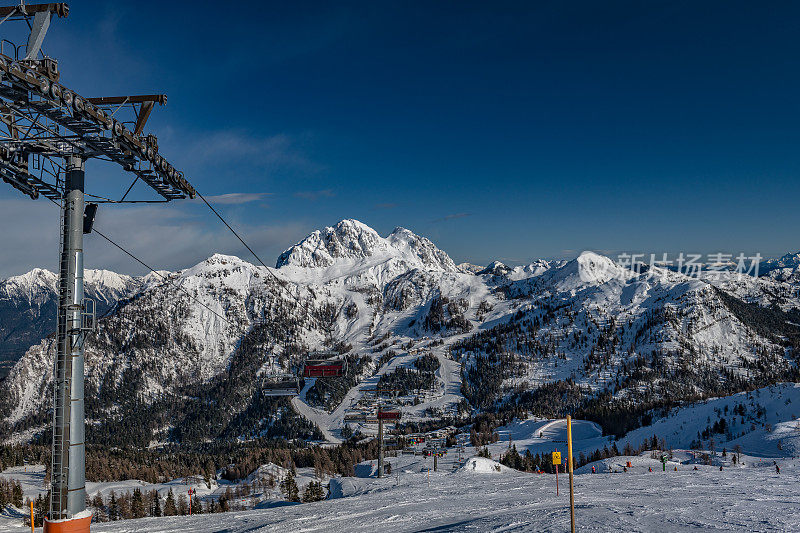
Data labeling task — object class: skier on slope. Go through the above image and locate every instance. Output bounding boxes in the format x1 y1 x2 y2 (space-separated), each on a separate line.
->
591 465 596 474
774 461 780 474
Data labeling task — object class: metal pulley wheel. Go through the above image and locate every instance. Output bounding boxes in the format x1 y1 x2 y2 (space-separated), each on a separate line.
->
37 76 50 97
9 64 24 81
23 69 39 90
98 109 111 129
61 90 73 108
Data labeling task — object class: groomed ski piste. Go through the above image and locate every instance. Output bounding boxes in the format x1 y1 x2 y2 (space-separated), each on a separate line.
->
3 452 798 532
4 384 800 532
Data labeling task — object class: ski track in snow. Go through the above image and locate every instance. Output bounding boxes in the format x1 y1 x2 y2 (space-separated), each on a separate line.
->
2 409 800 532
4 464 799 532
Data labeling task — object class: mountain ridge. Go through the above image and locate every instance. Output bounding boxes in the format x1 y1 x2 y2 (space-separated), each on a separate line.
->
1 219 798 445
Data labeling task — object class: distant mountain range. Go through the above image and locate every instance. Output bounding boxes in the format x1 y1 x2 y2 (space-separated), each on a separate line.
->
0 219 798 445
0 268 144 379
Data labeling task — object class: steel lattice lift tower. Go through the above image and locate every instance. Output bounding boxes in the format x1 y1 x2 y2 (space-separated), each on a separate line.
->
0 3 195 531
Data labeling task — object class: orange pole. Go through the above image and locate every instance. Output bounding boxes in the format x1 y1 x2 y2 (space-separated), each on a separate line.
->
30 501 35 533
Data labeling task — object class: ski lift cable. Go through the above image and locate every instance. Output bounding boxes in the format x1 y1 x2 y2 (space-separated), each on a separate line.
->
43 195 230 324
196 190 296 296
178 191 345 386
195 190 328 331
52 191 336 364
92 227 233 325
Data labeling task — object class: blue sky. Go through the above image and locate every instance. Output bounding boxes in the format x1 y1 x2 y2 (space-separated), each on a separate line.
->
0 0 798 276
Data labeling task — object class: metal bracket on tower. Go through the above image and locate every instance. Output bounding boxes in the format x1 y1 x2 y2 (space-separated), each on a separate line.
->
81 297 95 332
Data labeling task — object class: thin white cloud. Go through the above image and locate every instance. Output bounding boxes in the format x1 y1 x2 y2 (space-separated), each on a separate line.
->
432 212 471 223
0 197 309 277
202 193 271 205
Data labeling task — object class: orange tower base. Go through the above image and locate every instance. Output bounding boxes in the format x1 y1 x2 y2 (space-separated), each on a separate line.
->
43 514 91 533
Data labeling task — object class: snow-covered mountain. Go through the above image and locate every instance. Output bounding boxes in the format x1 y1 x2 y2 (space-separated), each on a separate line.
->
276 219 457 272
1 221 798 447
455 251 800 435
477 259 558 281
0 268 141 379
761 251 800 274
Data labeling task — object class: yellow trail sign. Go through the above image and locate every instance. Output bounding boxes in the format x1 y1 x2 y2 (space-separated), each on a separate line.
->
552 451 561 465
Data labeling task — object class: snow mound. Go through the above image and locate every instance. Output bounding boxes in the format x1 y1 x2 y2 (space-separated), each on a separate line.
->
328 477 368 499
459 457 513 474
536 419 603 442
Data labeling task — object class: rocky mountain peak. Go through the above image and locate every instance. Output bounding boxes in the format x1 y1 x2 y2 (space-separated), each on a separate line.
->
478 261 510 276
276 219 456 272
386 226 457 272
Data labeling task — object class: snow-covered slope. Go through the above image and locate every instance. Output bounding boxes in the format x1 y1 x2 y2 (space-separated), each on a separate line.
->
6 460 798 532
618 383 800 458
